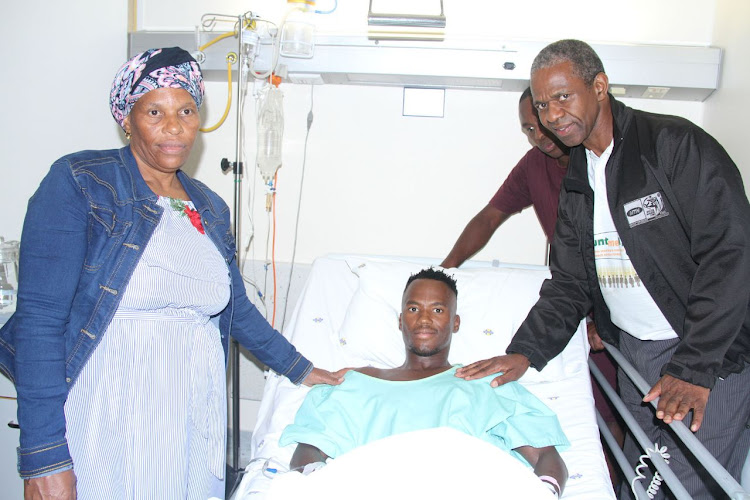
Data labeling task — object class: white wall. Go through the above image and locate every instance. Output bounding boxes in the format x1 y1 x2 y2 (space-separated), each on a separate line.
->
0 1 128 240
703 0 750 197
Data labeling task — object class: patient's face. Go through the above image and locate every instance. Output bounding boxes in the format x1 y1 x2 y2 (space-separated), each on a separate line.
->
399 279 460 358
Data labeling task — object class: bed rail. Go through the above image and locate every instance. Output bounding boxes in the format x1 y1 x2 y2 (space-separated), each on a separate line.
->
589 343 750 500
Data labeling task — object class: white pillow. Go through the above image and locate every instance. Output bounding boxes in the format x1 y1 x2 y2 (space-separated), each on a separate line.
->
336 260 569 383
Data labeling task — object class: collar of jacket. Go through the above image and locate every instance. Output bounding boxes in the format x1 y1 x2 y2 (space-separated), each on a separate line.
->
179 173 221 222
117 145 221 221
563 94 632 195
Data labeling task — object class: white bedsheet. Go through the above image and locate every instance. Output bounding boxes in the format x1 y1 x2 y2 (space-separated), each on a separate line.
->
266 427 554 499
234 255 616 499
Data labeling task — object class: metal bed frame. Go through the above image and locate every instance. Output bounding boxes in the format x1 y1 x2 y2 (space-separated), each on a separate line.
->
590 343 750 500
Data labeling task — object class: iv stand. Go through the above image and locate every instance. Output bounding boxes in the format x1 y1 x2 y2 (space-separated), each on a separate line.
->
205 10 266 493
231 12 243 481
215 13 246 493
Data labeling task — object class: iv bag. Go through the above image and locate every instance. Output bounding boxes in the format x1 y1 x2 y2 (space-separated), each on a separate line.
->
256 85 284 182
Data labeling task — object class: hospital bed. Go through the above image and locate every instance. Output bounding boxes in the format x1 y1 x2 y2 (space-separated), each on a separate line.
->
231 254 616 499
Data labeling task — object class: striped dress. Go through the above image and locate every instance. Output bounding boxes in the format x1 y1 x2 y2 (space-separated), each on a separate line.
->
65 196 231 499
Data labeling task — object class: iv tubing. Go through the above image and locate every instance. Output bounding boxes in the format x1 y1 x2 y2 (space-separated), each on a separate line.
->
247 17 282 80
199 55 235 133
315 0 338 14
280 85 314 332
197 15 258 133
198 16 255 52
198 30 235 51
199 15 280 82
271 172 279 328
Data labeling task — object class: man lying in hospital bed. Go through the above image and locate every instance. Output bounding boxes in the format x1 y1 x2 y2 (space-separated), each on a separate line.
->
277 268 569 498
233 255 616 499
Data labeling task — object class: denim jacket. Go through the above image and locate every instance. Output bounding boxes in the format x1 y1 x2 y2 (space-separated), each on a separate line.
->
0 147 312 478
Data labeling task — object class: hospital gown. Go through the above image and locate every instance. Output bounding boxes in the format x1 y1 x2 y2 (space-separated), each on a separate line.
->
280 366 569 466
64 196 230 499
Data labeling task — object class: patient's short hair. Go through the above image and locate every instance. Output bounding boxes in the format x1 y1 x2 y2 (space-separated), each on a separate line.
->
404 267 458 298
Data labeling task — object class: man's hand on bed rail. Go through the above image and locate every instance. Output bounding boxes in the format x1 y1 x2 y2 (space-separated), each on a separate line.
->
586 321 605 351
454 354 531 387
302 367 350 387
643 374 710 432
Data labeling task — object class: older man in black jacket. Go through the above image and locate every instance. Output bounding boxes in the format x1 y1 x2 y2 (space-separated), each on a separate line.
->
457 39 750 499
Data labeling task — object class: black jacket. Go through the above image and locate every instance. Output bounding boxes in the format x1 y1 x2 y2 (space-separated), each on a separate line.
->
507 96 750 389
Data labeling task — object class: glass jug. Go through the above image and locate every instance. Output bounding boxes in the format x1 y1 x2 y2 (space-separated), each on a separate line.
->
0 237 19 312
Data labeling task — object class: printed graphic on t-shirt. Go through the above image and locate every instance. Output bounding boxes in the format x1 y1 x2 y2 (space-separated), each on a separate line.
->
624 192 669 228
593 232 642 289
593 228 676 340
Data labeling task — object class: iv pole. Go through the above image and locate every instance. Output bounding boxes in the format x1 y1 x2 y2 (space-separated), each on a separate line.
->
200 11 272 491
228 13 245 488
209 12 247 491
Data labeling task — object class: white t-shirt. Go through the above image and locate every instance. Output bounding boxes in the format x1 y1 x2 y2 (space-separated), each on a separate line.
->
587 141 677 341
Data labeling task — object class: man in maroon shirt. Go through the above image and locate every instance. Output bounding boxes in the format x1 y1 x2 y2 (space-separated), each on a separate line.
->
442 88 624 487
441 88 568 268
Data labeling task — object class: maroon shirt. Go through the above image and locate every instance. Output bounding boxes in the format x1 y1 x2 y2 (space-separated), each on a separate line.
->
489 147 568 241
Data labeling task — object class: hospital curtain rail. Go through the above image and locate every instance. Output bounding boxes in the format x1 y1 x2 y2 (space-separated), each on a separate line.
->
588 343 750 500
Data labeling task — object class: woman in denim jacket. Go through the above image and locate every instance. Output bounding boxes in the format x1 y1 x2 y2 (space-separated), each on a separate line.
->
0 47 345 500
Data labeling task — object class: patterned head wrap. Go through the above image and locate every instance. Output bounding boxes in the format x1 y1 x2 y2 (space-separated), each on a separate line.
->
110 47 204 130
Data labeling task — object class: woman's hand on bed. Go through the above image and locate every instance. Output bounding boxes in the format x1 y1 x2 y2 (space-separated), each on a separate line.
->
642 374 709 432
302 367 350 386
454 354 530 387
